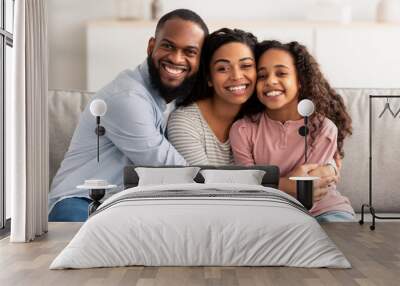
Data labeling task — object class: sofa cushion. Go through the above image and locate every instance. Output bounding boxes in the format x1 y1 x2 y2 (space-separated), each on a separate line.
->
48 90 93 184
48 88 400 212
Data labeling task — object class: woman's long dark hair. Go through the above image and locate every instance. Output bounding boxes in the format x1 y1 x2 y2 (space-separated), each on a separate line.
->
242 40 352 157
179 28 258 107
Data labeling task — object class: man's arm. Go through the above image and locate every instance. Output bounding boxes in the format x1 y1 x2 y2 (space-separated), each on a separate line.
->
102 92 186 165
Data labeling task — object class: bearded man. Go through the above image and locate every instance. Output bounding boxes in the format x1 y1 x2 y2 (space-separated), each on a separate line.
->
49 9 208 221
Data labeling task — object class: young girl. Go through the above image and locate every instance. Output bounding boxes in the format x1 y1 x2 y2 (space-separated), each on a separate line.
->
229 40 355 222
167 28 257 165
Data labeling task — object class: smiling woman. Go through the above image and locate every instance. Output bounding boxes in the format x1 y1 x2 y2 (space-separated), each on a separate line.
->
167 28 257 165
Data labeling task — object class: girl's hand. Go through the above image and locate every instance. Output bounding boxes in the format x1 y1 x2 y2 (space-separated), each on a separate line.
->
334 152 343 171
283 164 337 202
309 164 338 178
289 163 320 177
279 164 320 197
313 175 338 202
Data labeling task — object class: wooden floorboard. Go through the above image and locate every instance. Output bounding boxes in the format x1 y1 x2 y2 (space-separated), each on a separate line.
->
0 222 399 286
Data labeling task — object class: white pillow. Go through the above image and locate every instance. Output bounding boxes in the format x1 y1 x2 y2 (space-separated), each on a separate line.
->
200 169 266 185
135 167 200 186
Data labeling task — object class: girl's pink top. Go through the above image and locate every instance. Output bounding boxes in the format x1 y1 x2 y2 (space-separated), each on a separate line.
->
229 112 354 216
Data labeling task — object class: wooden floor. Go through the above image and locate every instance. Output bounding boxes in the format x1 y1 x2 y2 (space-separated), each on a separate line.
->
0 222 399 286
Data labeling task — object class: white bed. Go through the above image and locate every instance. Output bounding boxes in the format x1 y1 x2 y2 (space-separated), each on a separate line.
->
50 182 351 269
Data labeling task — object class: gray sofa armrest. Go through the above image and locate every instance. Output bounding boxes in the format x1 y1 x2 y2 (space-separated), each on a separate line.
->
48 89 94 184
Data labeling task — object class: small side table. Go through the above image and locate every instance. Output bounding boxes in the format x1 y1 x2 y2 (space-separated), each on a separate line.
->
77 182 116 216
289 176 319 210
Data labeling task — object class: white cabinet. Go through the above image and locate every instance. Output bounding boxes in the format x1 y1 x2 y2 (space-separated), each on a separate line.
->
87 20 400 91
87 22 154 92
207 22 314 51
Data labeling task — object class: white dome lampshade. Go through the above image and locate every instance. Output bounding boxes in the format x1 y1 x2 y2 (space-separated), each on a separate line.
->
297 99 315 117
90 99 107 117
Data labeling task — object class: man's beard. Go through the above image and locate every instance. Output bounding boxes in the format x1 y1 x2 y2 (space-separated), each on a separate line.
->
147 56 197 103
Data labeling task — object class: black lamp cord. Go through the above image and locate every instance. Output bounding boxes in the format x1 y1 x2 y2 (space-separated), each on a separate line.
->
96 116 100 163
304 116 308 164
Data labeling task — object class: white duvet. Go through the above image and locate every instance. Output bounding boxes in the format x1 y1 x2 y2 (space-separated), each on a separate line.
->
50 183 351 269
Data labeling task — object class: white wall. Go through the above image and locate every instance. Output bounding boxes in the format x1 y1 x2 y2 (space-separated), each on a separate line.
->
162 0 380 22
48 0 116 90
48 0 380 90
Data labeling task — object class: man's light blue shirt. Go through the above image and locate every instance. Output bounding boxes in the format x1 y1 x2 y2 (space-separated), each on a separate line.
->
49 61 187 212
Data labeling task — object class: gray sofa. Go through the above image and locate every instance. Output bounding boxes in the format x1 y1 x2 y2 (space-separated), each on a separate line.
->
49 88 400 212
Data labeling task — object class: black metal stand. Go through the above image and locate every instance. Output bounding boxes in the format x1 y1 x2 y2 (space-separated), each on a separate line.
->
94 116 106 163
359 95 400 230
88 189 105 216
296 180 314 210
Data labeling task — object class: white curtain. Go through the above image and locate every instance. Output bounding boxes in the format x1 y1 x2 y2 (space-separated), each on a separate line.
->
7 0 49 242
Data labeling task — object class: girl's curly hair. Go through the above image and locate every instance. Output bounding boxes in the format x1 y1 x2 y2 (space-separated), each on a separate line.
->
242 40 352 158
179 28 258 107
